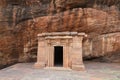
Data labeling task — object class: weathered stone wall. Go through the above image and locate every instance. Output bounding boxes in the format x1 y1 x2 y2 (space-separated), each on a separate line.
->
83 33 120 61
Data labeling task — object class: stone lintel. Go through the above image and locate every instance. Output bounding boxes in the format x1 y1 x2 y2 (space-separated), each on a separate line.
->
78 33 86 36
38 32 86 37
45 36 73 39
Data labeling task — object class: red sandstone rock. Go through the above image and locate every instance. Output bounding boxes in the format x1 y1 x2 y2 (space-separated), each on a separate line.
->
0 0 120 69
17 7 120 63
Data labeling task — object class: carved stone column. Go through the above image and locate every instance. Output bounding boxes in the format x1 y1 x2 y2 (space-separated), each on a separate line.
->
34 37 46 68
49 46 54 67
71 35 85 71
63 45 69 68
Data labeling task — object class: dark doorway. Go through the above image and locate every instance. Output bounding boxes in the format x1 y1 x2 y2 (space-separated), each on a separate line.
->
54 46 63 67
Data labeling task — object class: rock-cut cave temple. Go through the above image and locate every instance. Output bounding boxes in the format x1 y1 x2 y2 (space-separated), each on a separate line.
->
35 32 86 71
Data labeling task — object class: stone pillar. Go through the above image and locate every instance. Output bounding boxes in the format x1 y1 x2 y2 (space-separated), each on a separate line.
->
71 35 85 71
48 46 54 67
63 45 69 68
34 37 46 68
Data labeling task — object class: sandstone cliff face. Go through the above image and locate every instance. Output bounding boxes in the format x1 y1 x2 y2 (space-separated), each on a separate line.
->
0 0 51 68
0 1 16 68
16 6 120 63
0 0 120 69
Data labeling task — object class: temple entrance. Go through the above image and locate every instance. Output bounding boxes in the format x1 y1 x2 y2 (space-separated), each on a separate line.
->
54 46 63 67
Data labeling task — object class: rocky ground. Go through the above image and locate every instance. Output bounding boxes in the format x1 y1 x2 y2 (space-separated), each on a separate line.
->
0 61 120 80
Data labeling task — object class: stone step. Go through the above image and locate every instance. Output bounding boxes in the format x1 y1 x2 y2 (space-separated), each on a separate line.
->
44 67 72 71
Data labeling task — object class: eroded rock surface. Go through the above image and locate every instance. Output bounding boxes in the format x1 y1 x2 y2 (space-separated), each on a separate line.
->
0 0 120 69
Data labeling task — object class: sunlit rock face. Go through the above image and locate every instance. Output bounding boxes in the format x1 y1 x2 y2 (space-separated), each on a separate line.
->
0 0 120 69
16 6 120 63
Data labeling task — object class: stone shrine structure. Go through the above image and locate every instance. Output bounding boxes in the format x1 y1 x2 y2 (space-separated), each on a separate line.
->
34 32 86 71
